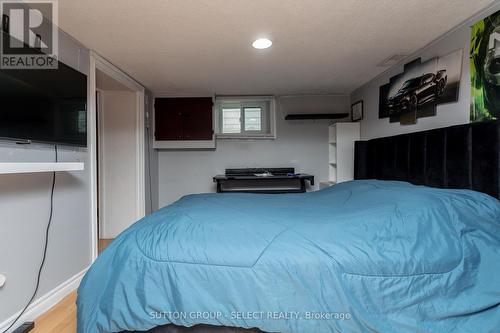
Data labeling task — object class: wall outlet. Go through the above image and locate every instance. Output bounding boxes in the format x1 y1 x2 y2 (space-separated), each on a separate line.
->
0 274 6 288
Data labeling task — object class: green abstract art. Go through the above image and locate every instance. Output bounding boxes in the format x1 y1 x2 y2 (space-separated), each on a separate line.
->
470 9 500 122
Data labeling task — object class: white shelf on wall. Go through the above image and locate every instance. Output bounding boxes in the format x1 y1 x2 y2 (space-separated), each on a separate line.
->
0 162 84 175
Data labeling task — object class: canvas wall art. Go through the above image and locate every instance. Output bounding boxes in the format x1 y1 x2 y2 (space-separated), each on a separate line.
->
379 49 463 125
471 9 500 122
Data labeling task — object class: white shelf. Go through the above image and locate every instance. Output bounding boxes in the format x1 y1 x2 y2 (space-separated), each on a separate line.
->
0 162 84 175
328 123 360 184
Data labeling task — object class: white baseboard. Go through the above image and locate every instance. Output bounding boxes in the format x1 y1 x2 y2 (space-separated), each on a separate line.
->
0 267 88 333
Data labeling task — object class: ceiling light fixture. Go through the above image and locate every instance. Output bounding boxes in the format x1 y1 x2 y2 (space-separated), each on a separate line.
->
252 38 272 49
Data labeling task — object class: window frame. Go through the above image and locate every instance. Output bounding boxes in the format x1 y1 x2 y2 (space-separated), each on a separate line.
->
215 96 276 139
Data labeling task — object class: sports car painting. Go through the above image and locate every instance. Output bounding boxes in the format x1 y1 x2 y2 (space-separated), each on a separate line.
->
379 49 462 125
387 70 447 115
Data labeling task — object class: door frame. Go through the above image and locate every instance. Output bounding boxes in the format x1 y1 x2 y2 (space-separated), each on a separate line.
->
88 51 146 261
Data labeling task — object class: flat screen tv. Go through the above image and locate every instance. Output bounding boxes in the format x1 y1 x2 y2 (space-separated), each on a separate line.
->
0 59 87 147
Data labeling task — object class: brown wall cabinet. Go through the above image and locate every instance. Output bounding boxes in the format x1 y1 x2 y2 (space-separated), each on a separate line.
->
154 97 215 149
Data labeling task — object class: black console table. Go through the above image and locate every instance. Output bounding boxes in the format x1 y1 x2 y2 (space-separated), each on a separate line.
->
213 168 314 194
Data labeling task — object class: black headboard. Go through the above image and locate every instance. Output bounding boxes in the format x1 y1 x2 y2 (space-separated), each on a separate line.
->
354 121 500 199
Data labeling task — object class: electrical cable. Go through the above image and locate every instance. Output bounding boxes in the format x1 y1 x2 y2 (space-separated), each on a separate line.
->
2 145 58 333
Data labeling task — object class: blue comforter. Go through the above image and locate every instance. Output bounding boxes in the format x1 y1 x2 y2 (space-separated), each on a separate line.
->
77 180 500 333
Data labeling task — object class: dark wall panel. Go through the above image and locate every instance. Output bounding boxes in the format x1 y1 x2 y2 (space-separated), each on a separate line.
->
425 129 446 188
354 121 500 199
446 126 471 189
354 141 369 179
471 121 500 198
377 138 397 180
394 135 410 181
408 132 426 185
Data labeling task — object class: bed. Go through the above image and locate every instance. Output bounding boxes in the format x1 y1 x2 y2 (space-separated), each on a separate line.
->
77 121 500 333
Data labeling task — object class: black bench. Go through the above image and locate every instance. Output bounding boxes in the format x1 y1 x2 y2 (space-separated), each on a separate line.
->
213 168 314 194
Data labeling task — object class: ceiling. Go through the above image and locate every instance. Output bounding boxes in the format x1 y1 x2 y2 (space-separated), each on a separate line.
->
58 0 494 96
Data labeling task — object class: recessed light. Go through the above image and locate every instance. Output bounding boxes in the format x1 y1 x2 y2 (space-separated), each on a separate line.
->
252 38 272 49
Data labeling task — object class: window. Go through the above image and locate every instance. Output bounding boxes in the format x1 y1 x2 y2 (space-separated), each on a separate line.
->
244 108 262 131
222 107 241 133
216 96 275 138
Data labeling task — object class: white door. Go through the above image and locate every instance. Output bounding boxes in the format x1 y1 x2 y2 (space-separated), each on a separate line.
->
98 90 139 238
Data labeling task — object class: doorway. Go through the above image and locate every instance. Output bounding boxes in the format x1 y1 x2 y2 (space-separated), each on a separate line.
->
89 52 146 259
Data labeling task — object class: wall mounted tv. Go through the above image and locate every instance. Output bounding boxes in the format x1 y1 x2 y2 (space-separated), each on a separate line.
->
0 60 87 147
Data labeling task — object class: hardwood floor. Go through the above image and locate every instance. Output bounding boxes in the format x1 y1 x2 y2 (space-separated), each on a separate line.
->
28 239 114 333
98 238 114 253
31 291 77 333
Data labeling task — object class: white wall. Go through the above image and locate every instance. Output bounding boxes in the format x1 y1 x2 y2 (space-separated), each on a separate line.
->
158 95 350 207
0 30 92 326
99 91 138 238
351 3 500 140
